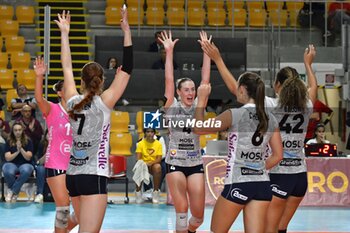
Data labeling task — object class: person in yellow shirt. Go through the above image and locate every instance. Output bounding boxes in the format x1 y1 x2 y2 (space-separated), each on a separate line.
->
135 128 162 204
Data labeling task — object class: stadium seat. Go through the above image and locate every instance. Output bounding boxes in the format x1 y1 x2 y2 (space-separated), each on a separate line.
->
0 110 5 120
227 8 247 27
109 155 129 204
200 133 218 149
5 88 17 111
269 9 288 27
246 1 265 10
127 0 144 8
167 7 185 25
206 0 225 10
0 53 9 69
207 7 226 26
10 52 31 71
286 2 304 11
110 111 130 133
167 0 184 8
15 5 35 24
187 0 203 9
105 6 123 25
128 6 144 25
0 69 14 90
225 1 245 11
266 1 284 11
0 5 14 20
249 9 267 27
110 132 132 156
288 9 300 27
136 111 144 134
16 69 35 90
4 36 25 52
187 6 205 26
106 0 125 7
1 20 19 36
145 6 165 25
147 0 164 8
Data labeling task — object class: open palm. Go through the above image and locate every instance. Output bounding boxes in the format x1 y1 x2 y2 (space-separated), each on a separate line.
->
158 30 178 52
54 10 71 33
34 56 46 77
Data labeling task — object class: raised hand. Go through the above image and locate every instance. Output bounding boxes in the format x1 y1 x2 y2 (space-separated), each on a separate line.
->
158 30 179 53
197 83 211 99
120 5 130 32
200 41 222 62
197 30 212 47
33 56 47 77
304 44 316 66
54 10 71 34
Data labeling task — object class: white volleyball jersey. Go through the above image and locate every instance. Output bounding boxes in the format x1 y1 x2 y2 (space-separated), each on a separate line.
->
226 103 278 184
266 96 313 174
165 98 202 167
66 95 111 177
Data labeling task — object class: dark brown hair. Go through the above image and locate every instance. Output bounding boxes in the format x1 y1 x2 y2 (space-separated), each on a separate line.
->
277 67 308 112
238 72 268 134
53 80 64 92
9 122 28 147
68 62 104 120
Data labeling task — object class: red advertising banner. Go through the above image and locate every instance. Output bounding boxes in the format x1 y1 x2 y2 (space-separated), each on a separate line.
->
167 156 350 206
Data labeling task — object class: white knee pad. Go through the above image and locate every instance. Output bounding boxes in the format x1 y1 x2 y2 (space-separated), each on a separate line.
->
189 216 203 228
176 213 188 231
55 206 70 229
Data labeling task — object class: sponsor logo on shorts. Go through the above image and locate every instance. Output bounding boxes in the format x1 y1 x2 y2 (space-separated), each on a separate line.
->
271 184 287 196
230 188 248 201
170 165 176 170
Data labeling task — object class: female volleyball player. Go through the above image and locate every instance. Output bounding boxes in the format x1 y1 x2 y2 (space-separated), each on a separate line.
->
200 40 317 233
194 73 283 233
34 57 78 232
55 7 132 232
159 30 211 233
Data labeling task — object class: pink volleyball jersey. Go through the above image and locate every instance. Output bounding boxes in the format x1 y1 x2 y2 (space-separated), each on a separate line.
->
44 102 72 170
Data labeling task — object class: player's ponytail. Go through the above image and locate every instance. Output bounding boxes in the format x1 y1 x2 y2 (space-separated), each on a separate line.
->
68 62 104 120
238 72 268 134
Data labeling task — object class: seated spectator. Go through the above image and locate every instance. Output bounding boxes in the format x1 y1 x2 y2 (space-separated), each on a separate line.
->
305 99 333 142
143 131 167 200
306 123 330 144
152 46 178 70
11 84 37 120
14 104 43 156
134 128 162 204
328 1 350 36
148 31 162 52
2 122 34 203
106 57 119 70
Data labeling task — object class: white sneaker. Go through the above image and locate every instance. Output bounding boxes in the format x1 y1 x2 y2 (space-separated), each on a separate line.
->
135 191 143 204
5 189 13 203
152 190 159 204
34 194 44 203
142 189 153 201
11 194 18 203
